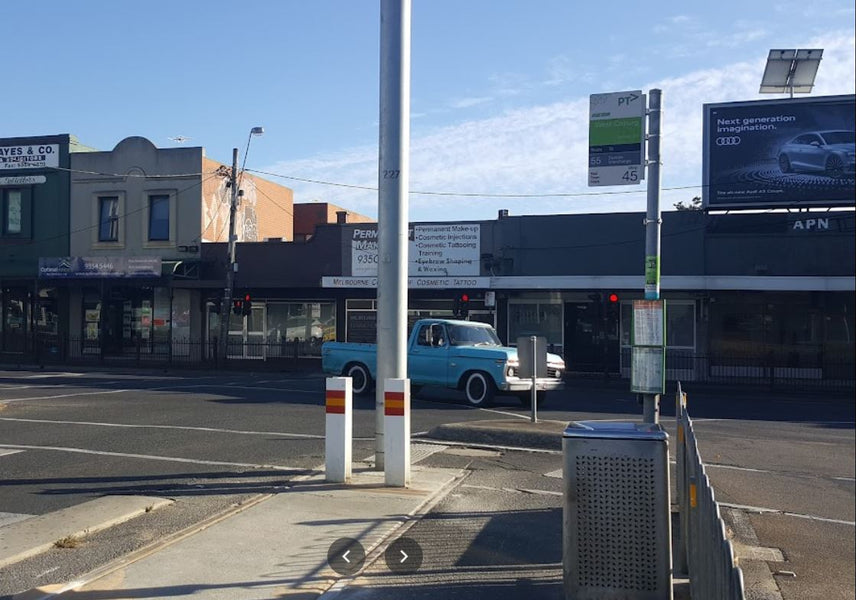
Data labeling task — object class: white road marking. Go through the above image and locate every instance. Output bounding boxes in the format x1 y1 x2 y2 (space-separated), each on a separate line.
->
19 372 85 379
0 389 129 403
719 501 855 527
681 459 855 482
0 448 24 457
461 483 561 497
414 436 563 455
478 408 530 420
703 463 773 474
0 443 297 471
0 417 327 439
0 383 319 405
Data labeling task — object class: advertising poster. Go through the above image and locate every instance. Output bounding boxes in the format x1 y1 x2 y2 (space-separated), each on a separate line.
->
350 224 480 277
703 95 855 209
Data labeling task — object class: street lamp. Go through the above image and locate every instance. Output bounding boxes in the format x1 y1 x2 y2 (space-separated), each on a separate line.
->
219 126 264 362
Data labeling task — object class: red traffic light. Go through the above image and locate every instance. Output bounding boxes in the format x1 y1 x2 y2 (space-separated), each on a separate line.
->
460 293 469 302
244 293 252 302
608 293 619 303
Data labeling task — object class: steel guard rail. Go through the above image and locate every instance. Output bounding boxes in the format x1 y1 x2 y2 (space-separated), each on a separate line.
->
675 382 746 599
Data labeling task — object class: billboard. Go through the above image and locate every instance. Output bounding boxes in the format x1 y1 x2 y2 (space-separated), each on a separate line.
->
703 95 855 209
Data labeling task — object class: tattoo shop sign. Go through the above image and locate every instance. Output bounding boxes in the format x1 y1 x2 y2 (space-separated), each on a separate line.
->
351 224 481 277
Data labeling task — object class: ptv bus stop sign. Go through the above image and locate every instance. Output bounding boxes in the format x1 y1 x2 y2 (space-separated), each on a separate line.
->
589 90 645 186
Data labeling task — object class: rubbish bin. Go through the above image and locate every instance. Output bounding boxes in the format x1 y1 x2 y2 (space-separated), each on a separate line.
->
563 421 672 600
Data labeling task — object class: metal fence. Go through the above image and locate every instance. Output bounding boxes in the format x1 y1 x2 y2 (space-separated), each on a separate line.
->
675 382 746 599
619 348 854 393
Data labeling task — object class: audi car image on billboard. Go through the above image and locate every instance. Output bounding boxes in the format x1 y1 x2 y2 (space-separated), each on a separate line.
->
703 94 855 209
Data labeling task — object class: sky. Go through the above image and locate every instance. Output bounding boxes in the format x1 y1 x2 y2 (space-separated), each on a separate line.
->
4 0 854 222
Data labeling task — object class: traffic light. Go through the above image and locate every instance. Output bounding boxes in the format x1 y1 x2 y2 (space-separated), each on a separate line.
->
232 299 243 315
241 293 252 316
606 292 620 320
452 293 470 318
451 293 471 318
459 293 470 318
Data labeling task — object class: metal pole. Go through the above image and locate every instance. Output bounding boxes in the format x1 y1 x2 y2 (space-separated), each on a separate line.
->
529 335 538 423
218 148 239 364
643 89 662 424
676 382 689 576
376 0 411 470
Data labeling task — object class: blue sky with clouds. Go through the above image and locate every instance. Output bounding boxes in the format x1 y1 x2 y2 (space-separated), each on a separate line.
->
4 0 854 221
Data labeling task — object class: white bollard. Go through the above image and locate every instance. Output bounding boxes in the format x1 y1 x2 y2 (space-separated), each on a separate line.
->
383 378 410 487
325 377 352 483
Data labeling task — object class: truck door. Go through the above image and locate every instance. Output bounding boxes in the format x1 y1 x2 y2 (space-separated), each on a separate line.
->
409 323 448 386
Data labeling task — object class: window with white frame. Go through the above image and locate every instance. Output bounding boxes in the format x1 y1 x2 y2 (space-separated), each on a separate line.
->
98 196 119 242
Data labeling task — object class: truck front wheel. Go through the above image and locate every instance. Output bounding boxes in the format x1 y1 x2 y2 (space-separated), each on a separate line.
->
464 372 495 407
345 363 373 396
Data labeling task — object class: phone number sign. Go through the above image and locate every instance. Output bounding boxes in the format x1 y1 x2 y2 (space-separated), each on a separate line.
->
589 91 645 186
0 144 60 170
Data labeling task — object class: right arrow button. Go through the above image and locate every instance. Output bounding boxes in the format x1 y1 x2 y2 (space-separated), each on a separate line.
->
385 537 423 575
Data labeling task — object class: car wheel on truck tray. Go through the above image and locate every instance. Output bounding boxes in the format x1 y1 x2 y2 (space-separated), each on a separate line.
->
346 363 372 396
464 372 495 407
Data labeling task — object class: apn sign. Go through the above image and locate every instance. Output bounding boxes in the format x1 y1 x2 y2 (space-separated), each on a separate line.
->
792 218 829 231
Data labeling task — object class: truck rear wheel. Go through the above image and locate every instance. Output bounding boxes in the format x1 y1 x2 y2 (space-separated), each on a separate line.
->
464 372 495 407
345 363 373 396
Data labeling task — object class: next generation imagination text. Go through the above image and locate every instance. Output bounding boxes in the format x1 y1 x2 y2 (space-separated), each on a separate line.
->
716 115 796 134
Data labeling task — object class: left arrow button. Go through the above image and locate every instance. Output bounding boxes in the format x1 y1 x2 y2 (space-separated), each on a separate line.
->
327 538 365 576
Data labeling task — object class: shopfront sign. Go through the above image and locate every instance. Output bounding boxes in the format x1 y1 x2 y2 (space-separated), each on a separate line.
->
39 257 162 278
351 224 481 277
0 175 47 186
0 144 60 170
322 276 490 289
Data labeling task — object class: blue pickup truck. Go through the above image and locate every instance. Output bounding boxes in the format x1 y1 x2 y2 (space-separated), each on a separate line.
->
321 318 565 407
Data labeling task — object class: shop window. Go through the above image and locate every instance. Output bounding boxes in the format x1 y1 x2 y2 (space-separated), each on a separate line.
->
1 294 27 353
82 291 102 354
98 196 119 241
148 194 170 241
619 301 695 350
267 302 335 343
666 302 695 349
508 300 562 350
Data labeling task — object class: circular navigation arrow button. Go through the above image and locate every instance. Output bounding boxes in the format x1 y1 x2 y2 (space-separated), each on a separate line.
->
384 537 423 575
327 537 366 576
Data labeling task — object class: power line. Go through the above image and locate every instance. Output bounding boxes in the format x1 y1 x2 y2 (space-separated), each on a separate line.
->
246 167 704 198
49 164 211 179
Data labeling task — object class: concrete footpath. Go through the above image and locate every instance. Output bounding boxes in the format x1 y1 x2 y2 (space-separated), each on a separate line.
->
12 466 461 600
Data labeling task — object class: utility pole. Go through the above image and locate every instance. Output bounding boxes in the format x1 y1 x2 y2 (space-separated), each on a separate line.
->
643 89 662 424
375 0 411 470
218 147 239 363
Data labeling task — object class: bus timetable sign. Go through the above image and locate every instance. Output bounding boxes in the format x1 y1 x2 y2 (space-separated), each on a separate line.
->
589 90 645 186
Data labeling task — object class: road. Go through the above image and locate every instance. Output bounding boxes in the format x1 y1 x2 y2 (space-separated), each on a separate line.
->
0 367 853 598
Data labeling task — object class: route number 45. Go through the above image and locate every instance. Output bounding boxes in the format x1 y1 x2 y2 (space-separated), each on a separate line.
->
622 169 639 182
